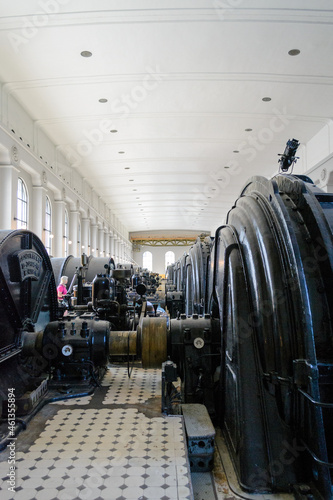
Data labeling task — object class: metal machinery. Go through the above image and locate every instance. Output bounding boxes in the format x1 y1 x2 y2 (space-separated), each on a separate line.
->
51 254 116 305
0 143 332 498
0 230 58 414
215 174 333 499
166 172 333 499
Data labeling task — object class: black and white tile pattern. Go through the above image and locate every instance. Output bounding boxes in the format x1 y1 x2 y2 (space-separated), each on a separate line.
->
102 366 160 405
0 367 193 500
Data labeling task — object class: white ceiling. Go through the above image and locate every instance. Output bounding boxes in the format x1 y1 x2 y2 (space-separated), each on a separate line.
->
1 1 333 234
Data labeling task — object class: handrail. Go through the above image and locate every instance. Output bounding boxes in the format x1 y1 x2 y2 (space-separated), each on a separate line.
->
297 388 333 409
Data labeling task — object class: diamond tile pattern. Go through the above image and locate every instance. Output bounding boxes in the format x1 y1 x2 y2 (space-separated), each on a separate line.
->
0 367 193 500
102 366 161 404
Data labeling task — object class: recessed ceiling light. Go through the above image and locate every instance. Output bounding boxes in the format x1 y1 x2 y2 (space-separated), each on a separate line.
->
119 151 125 154
99 98 108 103
81 51 92 57
245 128 252 132
110 129 118 133
262 97 271 102
288 49 300 56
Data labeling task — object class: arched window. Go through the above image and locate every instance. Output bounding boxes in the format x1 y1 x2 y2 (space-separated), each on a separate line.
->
16 178 28 229
143 251 153 271
64 209 69 257
45 196 52 254
165 250 175 268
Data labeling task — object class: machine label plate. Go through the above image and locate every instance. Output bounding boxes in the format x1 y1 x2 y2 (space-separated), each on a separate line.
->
15 250 43 281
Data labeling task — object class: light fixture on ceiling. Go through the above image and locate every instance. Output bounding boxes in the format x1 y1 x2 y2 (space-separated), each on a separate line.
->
81 51 92 57
133 189 137 191
129 179 134 182
262 97 271 102
124 167 130 170
288 49 300 56
118 151 125 154
99 98 108 103
224 166 230 169
245 128 252 132
233 150 239 153
110 129 118 133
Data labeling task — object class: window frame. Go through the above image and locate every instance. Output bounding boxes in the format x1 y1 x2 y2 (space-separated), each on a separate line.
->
16 178 28 229
44 196 52 254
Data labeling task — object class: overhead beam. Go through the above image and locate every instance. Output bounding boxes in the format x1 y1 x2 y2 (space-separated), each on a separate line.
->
131 238 197 247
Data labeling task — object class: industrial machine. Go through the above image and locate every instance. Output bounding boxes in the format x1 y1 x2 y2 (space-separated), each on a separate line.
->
0 140 332 499
167 171 333 499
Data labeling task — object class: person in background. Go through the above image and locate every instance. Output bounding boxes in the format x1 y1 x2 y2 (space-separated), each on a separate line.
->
57 275 68 303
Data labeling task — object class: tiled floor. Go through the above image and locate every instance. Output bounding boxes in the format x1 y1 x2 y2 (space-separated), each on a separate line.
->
0 365 193 500
102 366 160 405
0 364 283 500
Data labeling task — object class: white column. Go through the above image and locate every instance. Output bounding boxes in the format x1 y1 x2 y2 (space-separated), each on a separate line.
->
54 201 66 257
90 224 98 257
105 230 110 257
125 243 131 263
114 236 119 264
0 165 18 230
117 240 121 262
81 218 90 254
31 186 46 240
110 232 115 259
98 227 105 257
69 210 79 257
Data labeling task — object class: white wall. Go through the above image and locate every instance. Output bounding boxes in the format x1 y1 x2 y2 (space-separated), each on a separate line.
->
133 245 191 276
0 117 133 261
